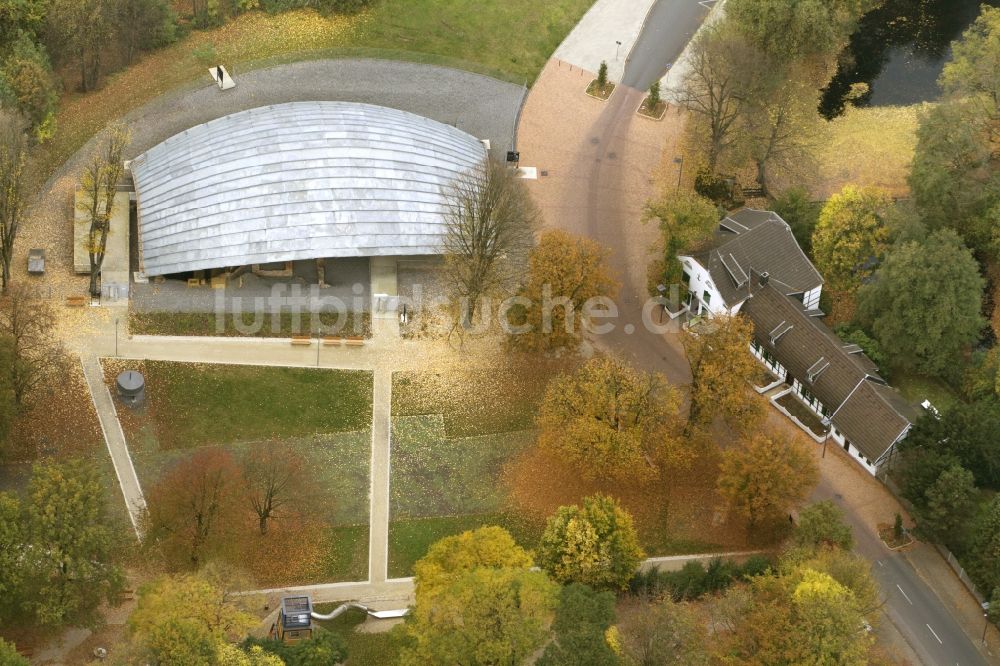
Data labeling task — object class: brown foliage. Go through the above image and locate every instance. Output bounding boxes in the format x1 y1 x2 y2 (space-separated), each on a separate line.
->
509 229 618 353
240 443 320 535
717 430 819 530
683 315 765 436
0 284 68 408
145 447 242 569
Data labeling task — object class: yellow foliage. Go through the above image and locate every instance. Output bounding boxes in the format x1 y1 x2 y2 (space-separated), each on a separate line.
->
413 526 533 595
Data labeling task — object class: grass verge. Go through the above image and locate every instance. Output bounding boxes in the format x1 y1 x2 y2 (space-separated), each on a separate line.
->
388 513 546 578
311 607 401 666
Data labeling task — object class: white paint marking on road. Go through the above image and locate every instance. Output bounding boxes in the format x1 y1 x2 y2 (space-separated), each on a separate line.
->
877 559 884 567
926 624 943 645
896 584 913 605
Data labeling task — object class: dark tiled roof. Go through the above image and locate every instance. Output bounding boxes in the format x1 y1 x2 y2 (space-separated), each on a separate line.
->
743 281 911 462
698 209 823 308
832 381 912 463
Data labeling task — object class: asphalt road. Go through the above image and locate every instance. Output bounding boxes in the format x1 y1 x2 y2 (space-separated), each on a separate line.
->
622 0 713 90
814 478 987 666
590 1 989 664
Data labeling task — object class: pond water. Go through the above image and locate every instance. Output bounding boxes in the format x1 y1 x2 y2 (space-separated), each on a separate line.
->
820 0 1000 118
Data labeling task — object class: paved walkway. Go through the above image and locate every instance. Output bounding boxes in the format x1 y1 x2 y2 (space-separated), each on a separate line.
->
553 0 657 83
80 356 146 538
368 368 392 584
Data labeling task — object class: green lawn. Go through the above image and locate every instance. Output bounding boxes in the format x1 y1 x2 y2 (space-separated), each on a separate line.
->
892 372 961 413
32 0 594 192
388 513 546 578
390 415 535 518
129 310 371 338
136 361 372 449
311 607 401 665
324 524 370 583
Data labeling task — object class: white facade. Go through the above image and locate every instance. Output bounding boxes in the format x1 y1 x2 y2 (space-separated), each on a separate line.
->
679 256 738 317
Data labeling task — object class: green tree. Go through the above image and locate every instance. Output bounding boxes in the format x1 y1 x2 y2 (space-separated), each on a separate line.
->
921 464 976 548
647 81 661 110
644 190 718 287
509 229 618 352
537 494 644 590
22 462 123 627
909 100 1000 253
597 60 608 90
857 229 984 375
0 110 27 291
833 324 885 369
619 596 709 666
969 496 1000 595
536 357 685 482
128 572 258 663
243 632 348 665
402 528 557 666
683 314 764 435
772 187 819 254
113 0 177 65
412 526 533 595
0 492 23 621
794 501 853 551
0 337 16 446
537 583 617 666
811 185 894 295
0 34 57 133
940 6 1000 133
0 638 28 666
901 400 1000 490
46 0 115 92
718 431 818 531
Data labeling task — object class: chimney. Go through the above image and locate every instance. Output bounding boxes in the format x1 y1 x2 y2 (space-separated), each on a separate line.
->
758 272 769 287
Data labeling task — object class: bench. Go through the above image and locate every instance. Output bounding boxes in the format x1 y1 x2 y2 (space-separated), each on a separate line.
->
290 336 312 346
322 336 343 346
345 336 365 347
66 295 87 307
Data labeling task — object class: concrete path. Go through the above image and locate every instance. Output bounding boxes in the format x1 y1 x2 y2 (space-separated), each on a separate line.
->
553 0 657 83
80 356 146 538
368 368 392 584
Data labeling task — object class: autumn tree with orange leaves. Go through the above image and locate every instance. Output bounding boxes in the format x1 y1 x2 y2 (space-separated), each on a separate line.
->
537 356 688 482
509 230 618 352
145 448 241 568
682 314 764 436
717 431 818 531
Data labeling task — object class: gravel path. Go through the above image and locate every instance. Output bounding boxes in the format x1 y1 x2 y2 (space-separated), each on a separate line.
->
15 59 527 299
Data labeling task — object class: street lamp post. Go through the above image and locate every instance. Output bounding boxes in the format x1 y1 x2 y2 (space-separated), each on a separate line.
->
316 325 322 367
115 318 119 357
984 612 989 644
616 40 622 59
673 156 684 192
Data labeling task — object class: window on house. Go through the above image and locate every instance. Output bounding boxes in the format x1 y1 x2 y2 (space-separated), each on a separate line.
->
702 291 712 305
682 271 691 285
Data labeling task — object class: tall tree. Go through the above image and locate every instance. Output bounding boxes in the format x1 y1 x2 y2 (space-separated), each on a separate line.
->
402 526 557 666
77 123 131 297
969 496 1000 596
22 462 124 627
811 185 894 295
0 283 66 408
682 314 764 435
442 158 537 329
241 444 313 535
537 494 645 590
536 357 685 482
0 492 23 622
939 6 1000 145
128 572 258 664
46 0 115 92
772 187 820 254
0 34 59 132
920 464 977 548
113 0 176 65
618 596 710 666
644 190 718 287
675 24 757 171
899 400 1000 491
412 525 533 595
538 584 618 666
510 229 618 352
857 229 984 376
145 448 241 568
794 500 853 551
717 431 818 531
0 639 28 666
0 110 27 291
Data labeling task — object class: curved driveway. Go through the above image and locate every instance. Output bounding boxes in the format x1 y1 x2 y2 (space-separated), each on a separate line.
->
18 60 525 290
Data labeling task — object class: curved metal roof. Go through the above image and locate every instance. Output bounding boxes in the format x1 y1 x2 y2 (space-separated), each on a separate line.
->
131 101 487 276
